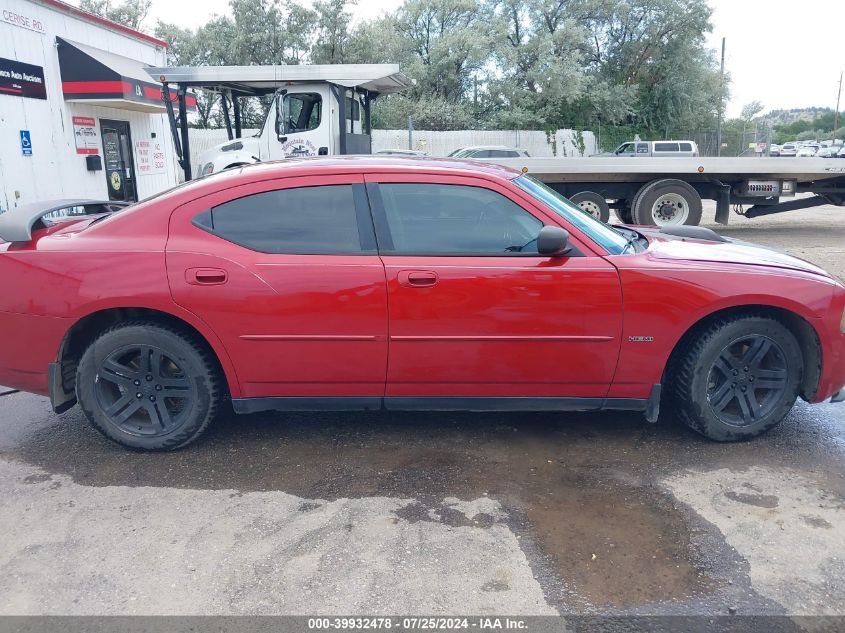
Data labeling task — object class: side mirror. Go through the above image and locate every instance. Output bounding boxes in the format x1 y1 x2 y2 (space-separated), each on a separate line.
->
275 90 288 141
537 226 570 257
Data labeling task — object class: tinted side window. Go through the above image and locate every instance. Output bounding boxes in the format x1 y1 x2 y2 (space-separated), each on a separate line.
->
487 150 520 157
636 143 649 153
378 183 543 255
654 142 680 152
208 185 364 254
680 142 693 151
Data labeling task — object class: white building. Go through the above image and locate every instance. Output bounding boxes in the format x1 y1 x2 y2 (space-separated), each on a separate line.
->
0 0 191 213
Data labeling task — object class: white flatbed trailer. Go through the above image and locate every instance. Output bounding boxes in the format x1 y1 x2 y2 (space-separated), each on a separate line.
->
488 157 845 226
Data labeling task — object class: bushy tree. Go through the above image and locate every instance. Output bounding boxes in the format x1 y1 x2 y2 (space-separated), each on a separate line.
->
311 0 356 64
142 0 727 134
80 0 151 30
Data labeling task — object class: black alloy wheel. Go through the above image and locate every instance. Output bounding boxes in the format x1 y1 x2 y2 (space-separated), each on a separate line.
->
76 322 221 450
95 344 195 436
706 335 788 426
670 315 802 441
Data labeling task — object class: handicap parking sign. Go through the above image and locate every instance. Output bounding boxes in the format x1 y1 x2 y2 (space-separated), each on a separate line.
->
20 130 32 156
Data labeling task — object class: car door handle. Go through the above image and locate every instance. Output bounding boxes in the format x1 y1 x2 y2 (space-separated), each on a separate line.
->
398 270 438 288
186 267 228 285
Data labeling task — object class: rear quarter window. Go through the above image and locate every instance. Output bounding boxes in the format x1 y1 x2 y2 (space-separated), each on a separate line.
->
202 185 367 254
680 142 693 151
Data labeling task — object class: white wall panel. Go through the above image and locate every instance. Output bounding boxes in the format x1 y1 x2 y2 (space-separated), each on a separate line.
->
0 0 175 212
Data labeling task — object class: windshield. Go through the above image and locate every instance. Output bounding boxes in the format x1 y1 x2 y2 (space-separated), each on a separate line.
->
513 175 629 255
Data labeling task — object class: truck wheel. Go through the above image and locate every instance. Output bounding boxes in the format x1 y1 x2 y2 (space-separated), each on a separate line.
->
570 191 610 223
76 322 222 451
670 315 802 441
632 179 702 226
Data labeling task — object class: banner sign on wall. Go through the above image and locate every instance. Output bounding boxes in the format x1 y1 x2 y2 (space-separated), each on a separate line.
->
72 116 99 155
135 138 166 175
0 57 46 100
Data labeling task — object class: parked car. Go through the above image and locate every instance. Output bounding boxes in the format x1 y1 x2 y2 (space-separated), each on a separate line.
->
838 145 845 158
816 145 843 158
796 144 820 157
0 158 843 450
374 149 428 156
448 146 530 158
600 140 699 157
779 143 798 157
769 144 781 157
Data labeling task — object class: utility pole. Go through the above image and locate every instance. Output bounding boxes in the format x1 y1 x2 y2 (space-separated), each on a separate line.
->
834 71 843 143
716 37 725 157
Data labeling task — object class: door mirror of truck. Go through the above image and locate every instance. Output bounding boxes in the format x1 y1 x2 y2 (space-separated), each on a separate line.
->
537 226 570 257
275 94 288 141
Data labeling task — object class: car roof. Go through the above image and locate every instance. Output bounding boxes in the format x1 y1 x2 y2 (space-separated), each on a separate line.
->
155 156 523 203
457 146 525 151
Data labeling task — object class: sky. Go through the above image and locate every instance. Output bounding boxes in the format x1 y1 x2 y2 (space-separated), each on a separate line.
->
72 0 845 119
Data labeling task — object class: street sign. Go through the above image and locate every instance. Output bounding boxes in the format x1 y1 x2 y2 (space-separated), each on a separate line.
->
20 130 32 156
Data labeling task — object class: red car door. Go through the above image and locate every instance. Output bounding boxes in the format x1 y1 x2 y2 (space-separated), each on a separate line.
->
365 174 623 401
166 174 387 405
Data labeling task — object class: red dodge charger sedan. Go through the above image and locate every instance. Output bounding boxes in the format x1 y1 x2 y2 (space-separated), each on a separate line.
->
0 157 843 450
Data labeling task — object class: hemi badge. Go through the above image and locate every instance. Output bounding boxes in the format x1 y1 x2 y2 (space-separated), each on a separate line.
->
629 336 654 342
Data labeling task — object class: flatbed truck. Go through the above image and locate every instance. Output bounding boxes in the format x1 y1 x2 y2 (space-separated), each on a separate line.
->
149 64 845 227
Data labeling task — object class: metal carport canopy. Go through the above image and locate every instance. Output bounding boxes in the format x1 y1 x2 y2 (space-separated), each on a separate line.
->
144 64 413 96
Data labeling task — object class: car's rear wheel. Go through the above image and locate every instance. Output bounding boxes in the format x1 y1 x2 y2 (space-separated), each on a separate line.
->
670 315 802 441
570 191 610 223
76 322 221 450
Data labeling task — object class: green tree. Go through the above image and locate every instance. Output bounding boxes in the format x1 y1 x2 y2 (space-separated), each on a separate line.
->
311 0 356 64
148 0 728 134
80 0 151 29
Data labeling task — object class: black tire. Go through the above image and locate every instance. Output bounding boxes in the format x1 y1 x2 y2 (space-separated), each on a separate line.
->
632 179 702 226
570 191 610 223
76 322 222 450
670 315 802 441
615 205 634 224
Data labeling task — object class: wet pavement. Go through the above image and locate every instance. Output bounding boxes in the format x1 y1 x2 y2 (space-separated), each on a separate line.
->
0 202 844 616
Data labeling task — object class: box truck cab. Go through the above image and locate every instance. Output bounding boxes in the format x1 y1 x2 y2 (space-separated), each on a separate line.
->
146 64 413 180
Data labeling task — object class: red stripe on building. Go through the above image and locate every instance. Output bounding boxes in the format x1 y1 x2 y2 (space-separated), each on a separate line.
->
62 80 130 94
143 86 198 107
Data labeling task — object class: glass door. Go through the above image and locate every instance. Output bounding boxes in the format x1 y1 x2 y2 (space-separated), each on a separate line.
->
100 120 138 202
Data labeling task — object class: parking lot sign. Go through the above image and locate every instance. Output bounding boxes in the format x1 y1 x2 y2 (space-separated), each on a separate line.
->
20 130 32 156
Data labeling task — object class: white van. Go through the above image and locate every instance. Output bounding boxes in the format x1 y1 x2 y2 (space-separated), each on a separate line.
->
607 140 699 157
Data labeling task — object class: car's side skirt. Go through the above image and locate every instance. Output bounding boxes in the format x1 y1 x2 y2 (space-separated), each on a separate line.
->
231 396 650 415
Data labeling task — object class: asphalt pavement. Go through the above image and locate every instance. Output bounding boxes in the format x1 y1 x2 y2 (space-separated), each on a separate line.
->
0 201 844 617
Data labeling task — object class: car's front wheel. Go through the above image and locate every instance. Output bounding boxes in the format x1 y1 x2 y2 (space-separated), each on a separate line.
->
670 315 802 441
76 322 222 450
